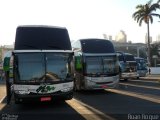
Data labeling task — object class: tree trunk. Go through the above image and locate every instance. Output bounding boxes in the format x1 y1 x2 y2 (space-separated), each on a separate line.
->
147 22 151 67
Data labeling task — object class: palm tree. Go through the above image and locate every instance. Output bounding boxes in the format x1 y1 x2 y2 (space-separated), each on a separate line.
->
132 0 160 67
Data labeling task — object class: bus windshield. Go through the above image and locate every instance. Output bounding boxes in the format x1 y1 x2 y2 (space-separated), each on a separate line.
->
125 54 135 61
85 56 102 73
14 53 72 82
85 55 118 75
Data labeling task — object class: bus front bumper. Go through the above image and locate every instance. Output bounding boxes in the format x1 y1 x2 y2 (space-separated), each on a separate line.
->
14 90 73 103
121 72 139 79
84 75 119 90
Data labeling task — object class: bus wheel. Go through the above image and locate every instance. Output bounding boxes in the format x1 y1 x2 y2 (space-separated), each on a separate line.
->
65 92 73 100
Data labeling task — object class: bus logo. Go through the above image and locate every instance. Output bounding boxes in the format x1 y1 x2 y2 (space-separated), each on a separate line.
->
36 85 55 93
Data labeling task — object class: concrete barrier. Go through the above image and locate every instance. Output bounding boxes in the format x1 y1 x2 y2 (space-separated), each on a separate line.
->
149 67 160 75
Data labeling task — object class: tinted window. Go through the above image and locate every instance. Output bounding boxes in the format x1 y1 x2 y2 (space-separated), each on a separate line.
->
15 26 71 50
14 53 72 82
125 54 135 61
80 39 115 53
85 55 118 74
46 53 70 81
15 53 45 81
86 57 102 73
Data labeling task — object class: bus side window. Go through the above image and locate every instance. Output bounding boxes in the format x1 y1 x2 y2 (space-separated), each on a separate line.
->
75 56 82 71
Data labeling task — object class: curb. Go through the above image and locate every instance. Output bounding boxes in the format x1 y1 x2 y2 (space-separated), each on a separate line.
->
139 77 160 82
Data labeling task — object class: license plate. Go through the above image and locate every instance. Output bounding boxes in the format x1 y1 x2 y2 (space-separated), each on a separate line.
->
101 85 107 88
40 97 51 102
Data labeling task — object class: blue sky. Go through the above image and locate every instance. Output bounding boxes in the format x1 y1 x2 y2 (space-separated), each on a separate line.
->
0 0 160 45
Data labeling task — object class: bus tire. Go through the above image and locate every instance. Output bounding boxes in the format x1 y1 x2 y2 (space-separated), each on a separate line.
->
65 92 73 100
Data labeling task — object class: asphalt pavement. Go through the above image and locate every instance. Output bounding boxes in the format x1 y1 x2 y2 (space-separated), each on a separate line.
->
140 74 160 81
0 74 159 104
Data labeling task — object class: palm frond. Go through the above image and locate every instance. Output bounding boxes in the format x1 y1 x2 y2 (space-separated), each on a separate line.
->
133 0 160 27
150 13 160 18
157 0 160 4
134 14 140 21
132 11 140 18
147 0 153 7
149 15 153 24
139 17 144 26
136 4 144 9
137 16 142 23
149 3 160 12
132 9 145 18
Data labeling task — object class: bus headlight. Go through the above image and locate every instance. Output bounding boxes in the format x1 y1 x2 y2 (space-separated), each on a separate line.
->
61 87 73 92
14 90 30 95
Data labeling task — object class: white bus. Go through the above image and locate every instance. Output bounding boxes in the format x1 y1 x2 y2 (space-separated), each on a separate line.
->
135 57 148 77
3 25 74 104
72 39 119 91
117 52 139 81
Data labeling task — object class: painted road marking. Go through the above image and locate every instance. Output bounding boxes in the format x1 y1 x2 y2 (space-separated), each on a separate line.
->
0 85 6 103
129 79 159 83
106 89 160 104
0 84 7 110
0 96 6 110
0 96 6 103
66 98 116 120
119 83 160 90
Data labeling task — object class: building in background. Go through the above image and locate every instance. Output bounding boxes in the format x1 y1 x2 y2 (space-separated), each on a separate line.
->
108 35 112 40
103 34 108 39
103 34 113 41
156 34 160 42
115 30 127 43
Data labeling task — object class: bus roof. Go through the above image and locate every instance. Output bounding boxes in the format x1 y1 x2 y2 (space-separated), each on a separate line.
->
14 25 72 50
134 57 144 60
79 38 115 53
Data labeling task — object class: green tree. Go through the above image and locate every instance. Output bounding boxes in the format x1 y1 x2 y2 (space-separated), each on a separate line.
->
150 41 160 66
132 0 160 66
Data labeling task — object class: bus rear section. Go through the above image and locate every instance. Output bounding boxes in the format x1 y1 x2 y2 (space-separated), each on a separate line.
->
117 52 139 80
4 25 74 104
72 39 119 91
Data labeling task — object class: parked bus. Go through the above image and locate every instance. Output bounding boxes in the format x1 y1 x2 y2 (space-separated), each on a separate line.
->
3 25 74 104
117 52 139 80
134 57 148 77
72 39 119 91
